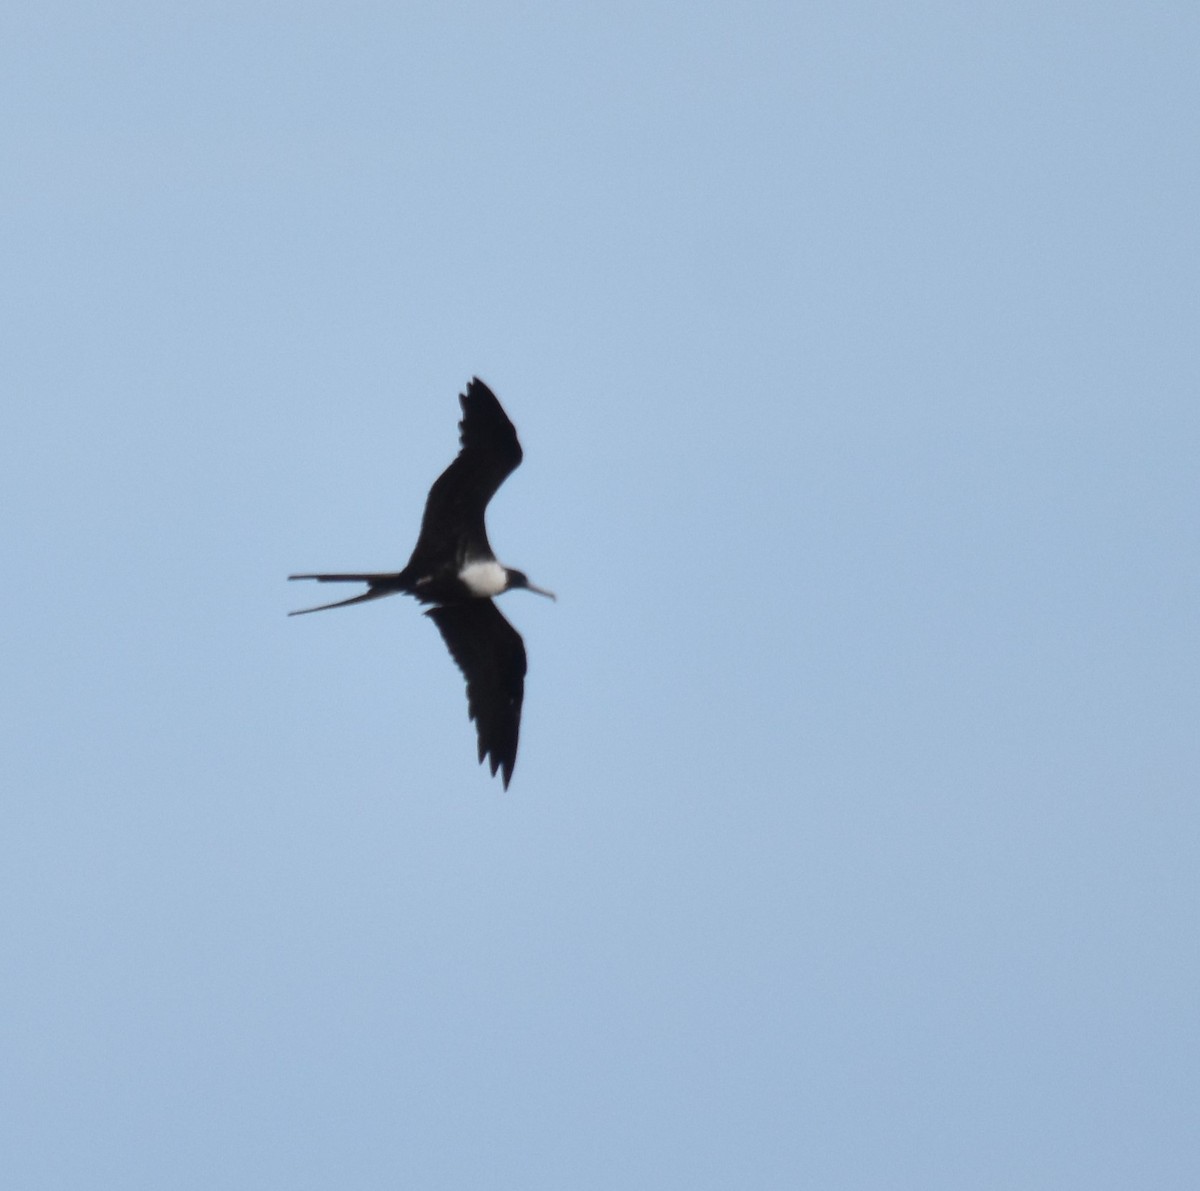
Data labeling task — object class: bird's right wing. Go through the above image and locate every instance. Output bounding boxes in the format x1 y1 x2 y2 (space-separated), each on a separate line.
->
406 378 524 570
425 600 526 788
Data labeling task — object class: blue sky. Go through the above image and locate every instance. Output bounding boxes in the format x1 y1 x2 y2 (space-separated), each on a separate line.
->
3 4 1198 1188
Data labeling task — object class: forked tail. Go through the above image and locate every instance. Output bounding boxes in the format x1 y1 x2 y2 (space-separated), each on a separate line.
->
287 572 406 616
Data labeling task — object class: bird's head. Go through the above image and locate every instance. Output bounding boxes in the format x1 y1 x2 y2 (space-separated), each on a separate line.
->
505 569 556 600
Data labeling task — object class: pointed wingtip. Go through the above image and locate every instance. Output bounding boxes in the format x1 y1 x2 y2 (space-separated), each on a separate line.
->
491 753 514 789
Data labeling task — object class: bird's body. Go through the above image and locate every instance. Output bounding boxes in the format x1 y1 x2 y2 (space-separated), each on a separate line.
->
289 378 553 788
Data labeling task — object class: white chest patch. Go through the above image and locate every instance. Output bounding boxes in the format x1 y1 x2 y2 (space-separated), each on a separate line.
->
459 559 508 597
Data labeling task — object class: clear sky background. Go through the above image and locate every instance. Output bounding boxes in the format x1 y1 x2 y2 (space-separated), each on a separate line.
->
3 4 1197 1188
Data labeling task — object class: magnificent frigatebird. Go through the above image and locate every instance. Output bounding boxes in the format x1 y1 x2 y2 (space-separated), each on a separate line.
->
289 378 554 788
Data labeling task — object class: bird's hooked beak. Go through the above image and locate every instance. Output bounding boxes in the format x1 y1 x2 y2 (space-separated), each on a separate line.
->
505 567 556 600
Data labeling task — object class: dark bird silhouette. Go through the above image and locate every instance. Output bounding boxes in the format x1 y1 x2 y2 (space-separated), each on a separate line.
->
289 378 554 788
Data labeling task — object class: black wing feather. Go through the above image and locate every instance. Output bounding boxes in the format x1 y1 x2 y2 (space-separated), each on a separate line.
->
426 600 526 788
406 378 523 571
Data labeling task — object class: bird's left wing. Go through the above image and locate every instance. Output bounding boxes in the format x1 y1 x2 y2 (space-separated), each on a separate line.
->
425 600 527 788
407 378 523 570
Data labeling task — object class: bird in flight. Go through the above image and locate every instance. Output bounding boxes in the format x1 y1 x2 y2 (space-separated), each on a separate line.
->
289 378 554 788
